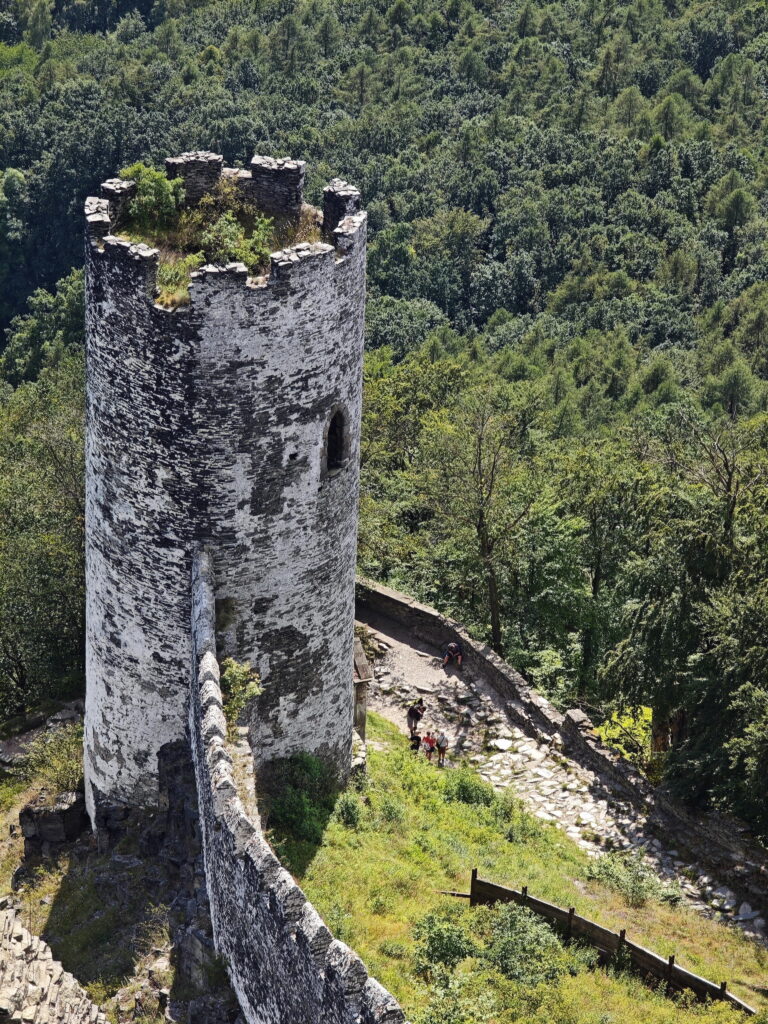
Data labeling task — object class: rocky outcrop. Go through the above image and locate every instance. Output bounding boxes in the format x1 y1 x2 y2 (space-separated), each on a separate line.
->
0 903 107 1023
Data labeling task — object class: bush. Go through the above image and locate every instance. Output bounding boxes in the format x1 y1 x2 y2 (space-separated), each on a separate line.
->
378 795 406 825
21 722 83 794
155 252 204 307
335 791 363 828
379 939 408 959
478 903 570 985
119 162 184 232
184 178 273 271
587 851 682 908
219 658 261 739
492 791 542 843
265 752 338 844
443 768 495 806
199 210 271 270
413 910 478 977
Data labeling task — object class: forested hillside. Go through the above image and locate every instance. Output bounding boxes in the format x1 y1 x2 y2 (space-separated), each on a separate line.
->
1 0 768 836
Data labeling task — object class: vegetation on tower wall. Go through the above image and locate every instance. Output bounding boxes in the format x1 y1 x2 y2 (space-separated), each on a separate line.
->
0 0 768 837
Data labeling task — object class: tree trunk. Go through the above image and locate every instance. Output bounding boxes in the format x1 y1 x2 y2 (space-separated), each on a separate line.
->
477 517 502 653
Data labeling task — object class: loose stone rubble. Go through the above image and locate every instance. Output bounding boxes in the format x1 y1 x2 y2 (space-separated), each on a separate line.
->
0 902 107 1023
362 617 767 942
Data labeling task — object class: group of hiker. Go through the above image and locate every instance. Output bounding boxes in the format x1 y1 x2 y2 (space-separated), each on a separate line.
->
406 698 449 767
403 639 464 767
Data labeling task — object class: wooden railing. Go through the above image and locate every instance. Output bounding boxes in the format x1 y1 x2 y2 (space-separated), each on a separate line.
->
448 871 756 1015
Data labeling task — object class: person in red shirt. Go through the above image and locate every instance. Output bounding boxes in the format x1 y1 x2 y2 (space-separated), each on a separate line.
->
422 732 437 761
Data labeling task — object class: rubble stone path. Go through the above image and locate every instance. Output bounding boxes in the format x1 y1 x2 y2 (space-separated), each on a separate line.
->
0 905 107 1023
360 613 766 942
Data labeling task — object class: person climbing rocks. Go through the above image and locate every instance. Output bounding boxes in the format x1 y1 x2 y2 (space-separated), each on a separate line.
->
422 732 437 761
442 640 464 670
436 731 449 767
406 698 426 736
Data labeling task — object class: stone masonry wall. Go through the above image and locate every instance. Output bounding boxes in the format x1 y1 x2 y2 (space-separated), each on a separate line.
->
84 152 366 817
84 201 201 819
355 578 768 922
190 550 405 1024
190 193 367 780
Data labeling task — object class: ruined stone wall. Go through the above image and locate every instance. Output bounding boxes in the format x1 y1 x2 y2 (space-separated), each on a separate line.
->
84 153 365 816
355 578 768 922
190 551 405 1024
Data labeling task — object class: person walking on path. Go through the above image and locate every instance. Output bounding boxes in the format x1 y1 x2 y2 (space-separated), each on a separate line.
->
406 699 426 736
409 732 422 754
436 731 449 767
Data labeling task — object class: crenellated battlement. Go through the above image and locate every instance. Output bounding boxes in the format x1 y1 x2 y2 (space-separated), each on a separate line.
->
249 154 306 214
85 151 366 312
165 150 224 204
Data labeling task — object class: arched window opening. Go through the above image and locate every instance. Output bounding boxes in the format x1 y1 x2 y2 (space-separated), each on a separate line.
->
327 410 345 471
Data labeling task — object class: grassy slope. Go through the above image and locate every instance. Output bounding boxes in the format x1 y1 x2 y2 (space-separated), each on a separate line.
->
271 714 767 1023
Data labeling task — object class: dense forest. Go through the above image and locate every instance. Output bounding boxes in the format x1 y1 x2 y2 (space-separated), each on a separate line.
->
1 0 768 838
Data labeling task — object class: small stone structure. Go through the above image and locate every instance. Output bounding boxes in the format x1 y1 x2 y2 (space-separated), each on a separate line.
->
0 904 107 1023
84 151 366 819
19 792 87 859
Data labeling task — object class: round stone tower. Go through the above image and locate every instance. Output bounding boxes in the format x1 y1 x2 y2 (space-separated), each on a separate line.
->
83 152 367 823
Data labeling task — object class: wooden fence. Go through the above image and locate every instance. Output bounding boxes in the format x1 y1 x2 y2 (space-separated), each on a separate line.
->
451 871 757 1015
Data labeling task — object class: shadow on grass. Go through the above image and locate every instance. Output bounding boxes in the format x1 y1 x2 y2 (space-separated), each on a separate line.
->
18 828 166 1002
257 752 342 877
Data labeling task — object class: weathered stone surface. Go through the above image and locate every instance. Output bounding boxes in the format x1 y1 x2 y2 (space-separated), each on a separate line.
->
0 908 107 1024
19 792 88 857
189 551 405 1024
247 155 306 214
164 151 224 205
84 151 366 817
323 179 361 235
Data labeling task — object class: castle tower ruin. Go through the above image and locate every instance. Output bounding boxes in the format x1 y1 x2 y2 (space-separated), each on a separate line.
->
83 152 367 822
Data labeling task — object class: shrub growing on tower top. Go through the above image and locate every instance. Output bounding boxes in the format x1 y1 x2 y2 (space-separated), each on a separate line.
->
119 161 184 232
114 169 285 305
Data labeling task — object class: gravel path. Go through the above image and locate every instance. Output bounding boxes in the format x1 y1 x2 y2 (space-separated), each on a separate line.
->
359 612 766 941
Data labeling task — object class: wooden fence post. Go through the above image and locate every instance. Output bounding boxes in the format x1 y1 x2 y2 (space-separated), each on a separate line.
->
470 868 477 907
720 982 728 997
667 954 675 990
521 885 528 906
567 907 575 941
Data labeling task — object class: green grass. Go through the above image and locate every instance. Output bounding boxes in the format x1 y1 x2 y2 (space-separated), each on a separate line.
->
0 772 27 814
268 713 768 1024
